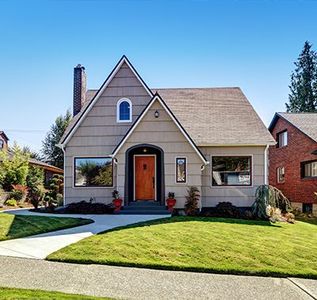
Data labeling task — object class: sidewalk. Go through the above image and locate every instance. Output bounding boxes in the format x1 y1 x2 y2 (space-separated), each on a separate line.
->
0 209 168 259
0 256 316 300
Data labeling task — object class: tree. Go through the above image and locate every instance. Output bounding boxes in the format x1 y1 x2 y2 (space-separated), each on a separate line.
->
21 146 43 161
286 41 317 112
42 110 71 169
0 143 30 190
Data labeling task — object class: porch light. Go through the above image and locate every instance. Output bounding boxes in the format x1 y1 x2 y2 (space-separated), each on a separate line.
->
143 148 148 153
154 110 160 118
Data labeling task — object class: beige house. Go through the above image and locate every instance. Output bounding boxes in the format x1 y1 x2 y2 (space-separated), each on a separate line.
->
58 56 275 212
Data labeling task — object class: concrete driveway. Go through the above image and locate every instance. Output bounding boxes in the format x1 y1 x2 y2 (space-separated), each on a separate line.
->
0 209 169 259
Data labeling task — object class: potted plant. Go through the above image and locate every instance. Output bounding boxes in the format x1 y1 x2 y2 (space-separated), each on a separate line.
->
166 192 176 212
112 190 123 213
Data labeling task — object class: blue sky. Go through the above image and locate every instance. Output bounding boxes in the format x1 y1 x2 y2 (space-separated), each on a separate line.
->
0 0 316 151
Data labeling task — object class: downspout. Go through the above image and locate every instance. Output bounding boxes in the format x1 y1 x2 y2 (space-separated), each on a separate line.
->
264 144 269 185
199 161 210 211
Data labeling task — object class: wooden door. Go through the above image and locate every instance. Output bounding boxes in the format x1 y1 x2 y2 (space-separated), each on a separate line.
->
134 155 155 200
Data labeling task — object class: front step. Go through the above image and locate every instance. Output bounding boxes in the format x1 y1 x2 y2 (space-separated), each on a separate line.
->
120 201 170 215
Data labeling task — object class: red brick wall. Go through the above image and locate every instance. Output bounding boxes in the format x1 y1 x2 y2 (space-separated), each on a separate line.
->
269 117 317 204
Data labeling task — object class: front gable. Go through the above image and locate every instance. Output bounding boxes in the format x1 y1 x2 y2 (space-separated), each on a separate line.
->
61 56 153 154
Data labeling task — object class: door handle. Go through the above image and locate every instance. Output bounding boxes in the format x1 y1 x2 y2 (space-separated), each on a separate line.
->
152 177 155 189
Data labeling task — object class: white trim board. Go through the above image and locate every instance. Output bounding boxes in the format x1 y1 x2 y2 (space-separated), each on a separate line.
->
60 56 153 146
112 94 208 164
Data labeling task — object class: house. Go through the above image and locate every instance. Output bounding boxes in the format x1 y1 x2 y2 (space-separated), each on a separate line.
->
268 112 317 214
0 131 9 151
0 131 63 184
58 56 275 212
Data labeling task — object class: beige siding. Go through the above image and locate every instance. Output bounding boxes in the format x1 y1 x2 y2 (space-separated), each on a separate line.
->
116 100 203 208
199 146 266 207
64 62 151 204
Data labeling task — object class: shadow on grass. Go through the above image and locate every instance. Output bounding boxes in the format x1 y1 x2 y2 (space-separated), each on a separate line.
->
96 216 280 236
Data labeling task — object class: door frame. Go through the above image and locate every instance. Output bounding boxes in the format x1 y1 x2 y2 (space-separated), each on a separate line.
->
133 154 157 201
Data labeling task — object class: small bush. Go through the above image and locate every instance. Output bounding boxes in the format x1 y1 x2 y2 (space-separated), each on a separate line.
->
184 186 200 216
9 189 24 201
63 201 114 214
5 199 17 207
215 202 241 218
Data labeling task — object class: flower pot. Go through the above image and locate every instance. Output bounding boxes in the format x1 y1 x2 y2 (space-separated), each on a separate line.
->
166 198 176 212
112 198 123 212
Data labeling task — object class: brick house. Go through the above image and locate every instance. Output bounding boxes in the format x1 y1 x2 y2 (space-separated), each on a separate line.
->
0 131 9 151
268 113 317 214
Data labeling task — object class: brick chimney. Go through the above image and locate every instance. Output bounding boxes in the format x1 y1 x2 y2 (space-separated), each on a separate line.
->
73 64 86 116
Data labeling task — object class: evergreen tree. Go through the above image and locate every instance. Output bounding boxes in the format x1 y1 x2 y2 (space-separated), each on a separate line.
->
286 41 317 112
41 110 71 169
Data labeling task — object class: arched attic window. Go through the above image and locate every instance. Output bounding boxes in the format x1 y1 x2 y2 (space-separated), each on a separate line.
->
117 98 132 122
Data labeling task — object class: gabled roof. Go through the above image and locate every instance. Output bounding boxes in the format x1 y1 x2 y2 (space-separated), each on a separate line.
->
112 93 208 164
153 88 275 146
269 112 317 142
0 131 9 141
59 55 153 146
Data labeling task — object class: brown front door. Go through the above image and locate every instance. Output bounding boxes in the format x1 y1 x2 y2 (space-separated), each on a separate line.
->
134 155 155 200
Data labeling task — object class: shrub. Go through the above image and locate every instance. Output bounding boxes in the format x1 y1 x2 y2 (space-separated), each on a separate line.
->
43 174 64 211
9 189 24 201
0 143 29 190
63 201 114 214
184 186 200 216
252 185 292 220
215 202 241 218
5 199 17 207
29 186 46 209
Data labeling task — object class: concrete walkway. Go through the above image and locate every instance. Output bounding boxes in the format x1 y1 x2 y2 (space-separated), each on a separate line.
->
0 256 316 300
0 209 169 259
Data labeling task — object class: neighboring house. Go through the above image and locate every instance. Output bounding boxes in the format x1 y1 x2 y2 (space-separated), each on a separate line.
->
58 56 275 211
0 131 9 151
0 131 63 184
268 113 317 214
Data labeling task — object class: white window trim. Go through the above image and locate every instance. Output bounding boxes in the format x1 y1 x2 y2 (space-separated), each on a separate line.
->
277 166 285 183
73 155 114 189
209 154 254 188
175 156 187 184
117 98 132 123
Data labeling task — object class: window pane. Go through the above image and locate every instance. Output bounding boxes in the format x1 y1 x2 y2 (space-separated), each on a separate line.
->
277 167 285 183
119 101 130 121
75 158 113 187
278 131 287 147
176 158 186 183
312 162 317 177
212 156 251 186
302 161 317 178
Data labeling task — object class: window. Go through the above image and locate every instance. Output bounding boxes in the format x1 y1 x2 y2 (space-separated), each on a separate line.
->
176 157 187 183
0 139 3 150
303 203 313 214
302 160 317 178
277 167 285 183
74 157 113 187
212 156 251 186
277 130 288 148
117 98 132 122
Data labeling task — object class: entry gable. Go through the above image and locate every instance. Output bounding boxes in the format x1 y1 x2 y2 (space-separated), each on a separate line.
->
59 55 153 147
113 94 208 164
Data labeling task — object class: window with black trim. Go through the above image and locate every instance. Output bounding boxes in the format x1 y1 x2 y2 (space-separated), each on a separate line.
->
212 156 251 186
277 167 285 183
301 160 317 178
176 157 186 183
74 157 113 187
277 130 288 148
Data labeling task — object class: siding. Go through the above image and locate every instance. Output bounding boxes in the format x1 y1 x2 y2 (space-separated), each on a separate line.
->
64 62 152 204
199 146 266 207
116 100 203 208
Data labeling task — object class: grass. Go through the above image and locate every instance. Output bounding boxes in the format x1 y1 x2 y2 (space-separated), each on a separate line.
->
0 213 93 241
0 287 110 299
48 216 317 279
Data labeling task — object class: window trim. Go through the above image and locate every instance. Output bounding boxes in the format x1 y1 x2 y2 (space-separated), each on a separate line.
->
301 159 317 179
175 157 187 184
117 98 132 123
73 156 114 188
0 139 4 150
210 155 253 187
276 130 288 148
277 166 285 183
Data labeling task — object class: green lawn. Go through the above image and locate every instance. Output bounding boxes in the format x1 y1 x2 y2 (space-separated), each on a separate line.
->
48 217 317 279
0 287 110 299
0 213 93 241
